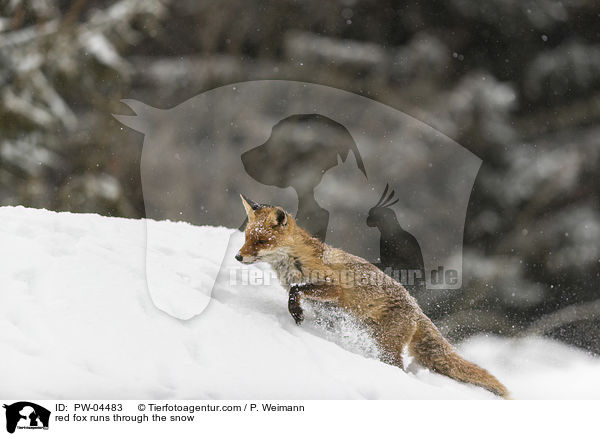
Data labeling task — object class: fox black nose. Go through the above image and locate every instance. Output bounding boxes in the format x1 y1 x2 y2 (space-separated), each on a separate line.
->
235 253 243 262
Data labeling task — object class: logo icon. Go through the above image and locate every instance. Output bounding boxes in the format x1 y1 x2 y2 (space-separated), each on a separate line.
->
114 80 481 320
3 402 50 434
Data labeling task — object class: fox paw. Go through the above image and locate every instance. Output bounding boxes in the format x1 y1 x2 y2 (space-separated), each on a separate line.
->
288 296 304 325
288 287 304 325
289 305 304 325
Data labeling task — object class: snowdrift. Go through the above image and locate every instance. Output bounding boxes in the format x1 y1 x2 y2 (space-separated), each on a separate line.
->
1 206 599 399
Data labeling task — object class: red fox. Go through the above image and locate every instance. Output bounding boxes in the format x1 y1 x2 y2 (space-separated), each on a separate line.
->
235 195 509 398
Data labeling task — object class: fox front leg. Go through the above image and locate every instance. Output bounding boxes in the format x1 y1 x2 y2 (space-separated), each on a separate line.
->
288 282 341 325
288 285 305 325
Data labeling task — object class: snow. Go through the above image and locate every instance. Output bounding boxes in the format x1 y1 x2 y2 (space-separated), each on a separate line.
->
1 206 599 400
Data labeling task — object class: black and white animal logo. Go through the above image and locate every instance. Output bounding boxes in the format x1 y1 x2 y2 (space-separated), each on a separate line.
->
3 402 50 434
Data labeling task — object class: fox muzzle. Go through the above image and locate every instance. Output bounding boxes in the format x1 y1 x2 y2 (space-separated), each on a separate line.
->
235 251 257 264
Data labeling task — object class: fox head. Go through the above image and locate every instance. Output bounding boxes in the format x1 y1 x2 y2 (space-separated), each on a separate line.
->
236 195 295 264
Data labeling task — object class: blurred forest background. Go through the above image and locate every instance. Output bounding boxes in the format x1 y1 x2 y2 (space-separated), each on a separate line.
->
1 0 599 352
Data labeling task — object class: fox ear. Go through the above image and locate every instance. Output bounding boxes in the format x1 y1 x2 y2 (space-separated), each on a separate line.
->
274 208 287 227
240 194 256 220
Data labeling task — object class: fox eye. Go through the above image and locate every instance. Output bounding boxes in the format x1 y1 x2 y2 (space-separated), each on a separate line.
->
258 239 268 244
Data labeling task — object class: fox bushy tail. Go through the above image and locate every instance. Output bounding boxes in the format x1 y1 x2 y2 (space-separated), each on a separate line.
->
409 321 510 398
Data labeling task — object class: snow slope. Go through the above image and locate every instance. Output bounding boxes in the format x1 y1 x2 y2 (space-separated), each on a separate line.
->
1 206 599 399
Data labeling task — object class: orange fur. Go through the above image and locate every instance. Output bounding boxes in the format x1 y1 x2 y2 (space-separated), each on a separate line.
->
237 197 509 398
